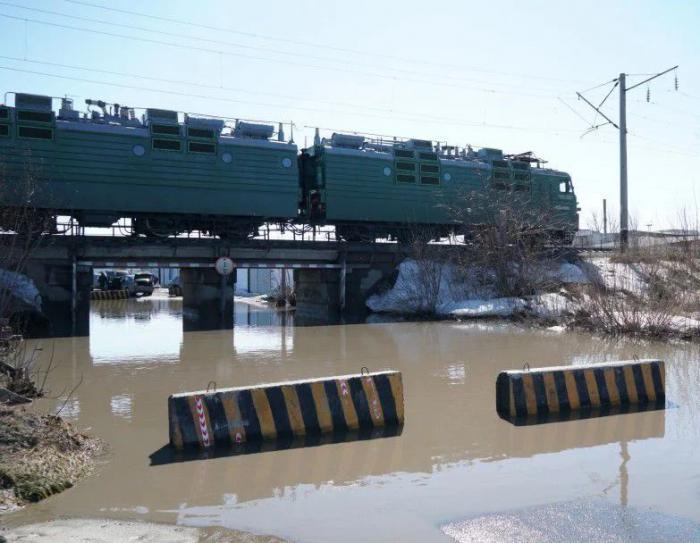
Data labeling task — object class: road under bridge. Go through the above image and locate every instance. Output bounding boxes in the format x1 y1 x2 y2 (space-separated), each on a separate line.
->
8 236 411 337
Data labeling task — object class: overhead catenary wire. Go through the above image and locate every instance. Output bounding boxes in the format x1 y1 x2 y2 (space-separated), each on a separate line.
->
0 1 575 94
65 0 588 86
0 13 566 101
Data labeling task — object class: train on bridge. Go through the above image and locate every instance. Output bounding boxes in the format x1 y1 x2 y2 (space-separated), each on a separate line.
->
0 92 579 243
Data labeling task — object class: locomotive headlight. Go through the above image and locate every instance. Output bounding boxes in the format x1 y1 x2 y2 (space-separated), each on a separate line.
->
222 152 232 164
383 166 392 176
282 157 292 168
132 144 145 157
443 172 452 182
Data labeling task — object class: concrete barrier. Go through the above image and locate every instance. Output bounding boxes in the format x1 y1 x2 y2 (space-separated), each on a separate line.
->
168 370 404 450
496 359 665 420
90 290 129 300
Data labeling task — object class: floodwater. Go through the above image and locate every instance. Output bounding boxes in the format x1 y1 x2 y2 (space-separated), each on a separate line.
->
5 293 700 542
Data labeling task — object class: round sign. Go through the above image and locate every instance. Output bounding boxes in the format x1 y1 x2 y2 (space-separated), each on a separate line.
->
215 256 234 276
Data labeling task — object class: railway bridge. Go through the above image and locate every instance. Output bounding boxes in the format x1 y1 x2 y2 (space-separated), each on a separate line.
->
11 236 408 337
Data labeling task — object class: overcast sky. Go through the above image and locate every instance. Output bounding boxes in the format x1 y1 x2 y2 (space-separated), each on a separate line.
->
1 0 698 229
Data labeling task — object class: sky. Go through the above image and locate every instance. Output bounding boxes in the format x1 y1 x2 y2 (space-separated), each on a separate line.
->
1 0 698 230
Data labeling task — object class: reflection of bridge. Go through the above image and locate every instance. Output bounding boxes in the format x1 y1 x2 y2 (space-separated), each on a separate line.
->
15 235 407 337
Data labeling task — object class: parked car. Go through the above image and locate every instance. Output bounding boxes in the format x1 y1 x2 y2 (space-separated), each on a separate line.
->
129 272 155 297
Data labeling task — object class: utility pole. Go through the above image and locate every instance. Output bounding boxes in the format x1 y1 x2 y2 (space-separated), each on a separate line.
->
603 198 607 235
577 65 678 252
619 73 628 249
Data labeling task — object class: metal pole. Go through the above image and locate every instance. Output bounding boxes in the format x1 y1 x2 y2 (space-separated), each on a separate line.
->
619 73 628 252
603 198 608 235
280 267 287 305
71 254 77 337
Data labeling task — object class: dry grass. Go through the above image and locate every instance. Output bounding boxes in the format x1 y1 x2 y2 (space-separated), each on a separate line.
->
572 246 700 339
0 406 102 511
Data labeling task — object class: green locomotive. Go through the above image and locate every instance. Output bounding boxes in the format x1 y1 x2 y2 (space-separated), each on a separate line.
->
0 92 578 242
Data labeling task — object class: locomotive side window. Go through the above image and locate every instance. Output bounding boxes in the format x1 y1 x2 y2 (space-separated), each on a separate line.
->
153 138 181 151
395 149 414 159
187 127 214 139
18 126 53 140
419 163 440 185
396 161 416 172
396 174 416 183
151 124 180 136
188 141 216 154
0 108 9 120
0 125 8 137
17 111 52 123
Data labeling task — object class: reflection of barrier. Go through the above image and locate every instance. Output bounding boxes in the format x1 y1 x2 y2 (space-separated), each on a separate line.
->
90 290 129 300
151 426 403 465
168 370 404 450
496 359 665 422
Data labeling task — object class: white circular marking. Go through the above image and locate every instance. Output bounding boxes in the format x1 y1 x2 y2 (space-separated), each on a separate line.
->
222 152 232 164
282 157 292 168
215 256 234 276
383 166 392 176
443 172 452 182
132 144 145 157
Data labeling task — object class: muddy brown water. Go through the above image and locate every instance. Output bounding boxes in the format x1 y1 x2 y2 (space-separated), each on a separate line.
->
4 294 700 542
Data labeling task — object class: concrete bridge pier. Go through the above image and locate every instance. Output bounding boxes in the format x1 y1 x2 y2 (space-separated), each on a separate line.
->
23 261 92 337
181 268 235 332
293 269 341 324
294 265 396 324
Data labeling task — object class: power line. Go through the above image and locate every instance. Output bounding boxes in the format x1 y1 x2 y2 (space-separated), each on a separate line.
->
0 12 564 100
577 66 680 251
0 64 585 135
0 1 570 94
66 0 588 86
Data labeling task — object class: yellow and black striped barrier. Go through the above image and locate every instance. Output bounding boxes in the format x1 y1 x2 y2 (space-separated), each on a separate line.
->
168 370 404 450
496 359 665 422
90 289 129 300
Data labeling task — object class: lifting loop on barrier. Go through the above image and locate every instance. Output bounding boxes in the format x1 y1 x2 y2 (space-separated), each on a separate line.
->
206 381 217 393
360 366 370 375
522 362 530 372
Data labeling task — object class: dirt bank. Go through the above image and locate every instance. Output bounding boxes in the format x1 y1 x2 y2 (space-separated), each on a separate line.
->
2 519 288 542
0 406 102 513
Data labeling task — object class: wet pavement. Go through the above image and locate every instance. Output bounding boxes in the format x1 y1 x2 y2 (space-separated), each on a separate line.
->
4 292 700 542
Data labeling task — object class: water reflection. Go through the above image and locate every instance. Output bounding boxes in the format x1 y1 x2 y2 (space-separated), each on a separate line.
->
6 298 700 543
90 298 182 364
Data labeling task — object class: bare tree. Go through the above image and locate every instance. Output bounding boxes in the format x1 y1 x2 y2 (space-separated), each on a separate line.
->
0 161 51 399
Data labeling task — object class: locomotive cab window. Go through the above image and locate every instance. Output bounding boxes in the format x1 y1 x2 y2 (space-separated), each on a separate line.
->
559 179 571 193
0 108 9 120
0 125 9 137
